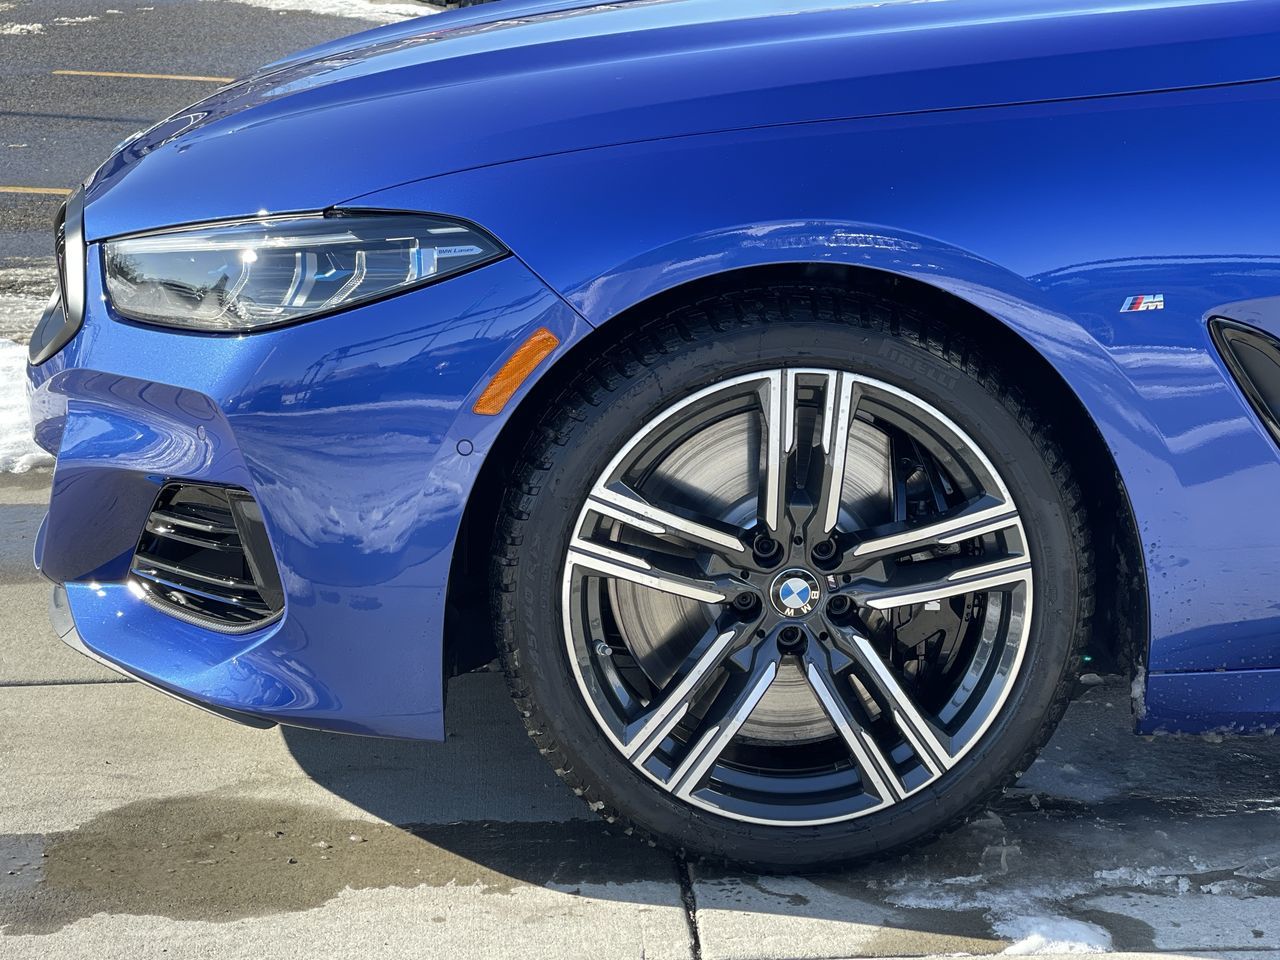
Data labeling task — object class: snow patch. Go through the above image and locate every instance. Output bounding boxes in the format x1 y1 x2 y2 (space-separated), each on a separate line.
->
1092 866 1179 890
1200 877 1266 896
53 15 100 25
0 340 53 474
994 915 1112 955
0 22 44 34
938 874 985 885
0 293 47 343
0 263 57 344
881 857 1178 954
211 0 438 23
1131 664 1147 719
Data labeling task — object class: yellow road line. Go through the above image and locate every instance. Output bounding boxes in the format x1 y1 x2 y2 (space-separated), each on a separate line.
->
0 186 72 196
53 68 233 84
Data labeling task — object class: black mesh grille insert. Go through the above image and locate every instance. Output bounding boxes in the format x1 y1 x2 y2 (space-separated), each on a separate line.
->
130 484 284 632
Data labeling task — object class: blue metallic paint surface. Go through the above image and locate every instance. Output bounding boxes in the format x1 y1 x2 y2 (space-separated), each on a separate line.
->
81 0 1280 240
26 0 1280 738
31 254 587 737
374 79 1280 694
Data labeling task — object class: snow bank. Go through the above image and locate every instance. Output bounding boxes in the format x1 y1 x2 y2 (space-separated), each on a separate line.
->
214 0 440 23
0 340 52 474
994 915 1112 955
0 264 56 343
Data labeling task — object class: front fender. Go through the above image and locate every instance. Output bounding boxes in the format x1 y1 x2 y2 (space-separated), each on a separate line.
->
354 78 1280 694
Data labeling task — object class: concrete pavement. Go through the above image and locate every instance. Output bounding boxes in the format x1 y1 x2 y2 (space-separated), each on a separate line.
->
4 472 1280 958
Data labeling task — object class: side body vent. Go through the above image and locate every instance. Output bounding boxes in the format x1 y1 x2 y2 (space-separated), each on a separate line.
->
130 484 285 632
1210 317 1280 448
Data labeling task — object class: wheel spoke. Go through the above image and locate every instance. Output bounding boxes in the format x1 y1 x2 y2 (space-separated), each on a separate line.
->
667 644 781 798
815 372 861 535
587 482 747 556
759 370 799 535
567 539 732 604
849 553 1031 610
802 646 902 802
623 620 746 763
850 496 1019 561
828 624 952 774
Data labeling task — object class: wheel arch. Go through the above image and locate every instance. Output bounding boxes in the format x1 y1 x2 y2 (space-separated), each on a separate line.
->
444 262 1147 689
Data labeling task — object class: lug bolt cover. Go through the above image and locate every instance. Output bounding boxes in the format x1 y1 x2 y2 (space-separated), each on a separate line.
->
753 534 780 558
777 626 806 652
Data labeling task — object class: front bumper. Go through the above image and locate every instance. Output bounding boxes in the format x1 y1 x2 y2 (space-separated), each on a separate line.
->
29 251 585 739
50 584 275 729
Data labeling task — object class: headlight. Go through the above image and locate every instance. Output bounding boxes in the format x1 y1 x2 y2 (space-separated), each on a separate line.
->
102 212 506 332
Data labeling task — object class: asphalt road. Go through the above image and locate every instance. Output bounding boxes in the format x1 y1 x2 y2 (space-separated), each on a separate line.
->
0 0 428 280
4 4 1280 959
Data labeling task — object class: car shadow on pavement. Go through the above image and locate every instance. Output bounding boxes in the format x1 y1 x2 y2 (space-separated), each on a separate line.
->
279 671 1280 953
0 502 47 584
280 669 683 887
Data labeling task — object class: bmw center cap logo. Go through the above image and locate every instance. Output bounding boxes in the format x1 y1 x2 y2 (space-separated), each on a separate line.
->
771 569 821 618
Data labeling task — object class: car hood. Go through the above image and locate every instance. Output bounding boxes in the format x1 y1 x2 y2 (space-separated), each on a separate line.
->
83 0 1280 240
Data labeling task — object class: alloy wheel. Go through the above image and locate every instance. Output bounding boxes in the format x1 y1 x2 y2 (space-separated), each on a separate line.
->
561 369 1033 825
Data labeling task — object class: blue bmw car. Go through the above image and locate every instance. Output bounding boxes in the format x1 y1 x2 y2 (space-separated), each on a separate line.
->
24 0 1280 868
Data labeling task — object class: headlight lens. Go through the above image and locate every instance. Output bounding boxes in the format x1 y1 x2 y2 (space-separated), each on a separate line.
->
102 212 505 332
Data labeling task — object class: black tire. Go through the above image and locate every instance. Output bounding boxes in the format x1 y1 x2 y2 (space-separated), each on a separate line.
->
492 284 1092 870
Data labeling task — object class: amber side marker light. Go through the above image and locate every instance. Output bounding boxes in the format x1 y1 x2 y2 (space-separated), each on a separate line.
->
473 327 560 415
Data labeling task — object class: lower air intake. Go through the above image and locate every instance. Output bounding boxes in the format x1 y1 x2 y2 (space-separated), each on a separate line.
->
130 484 284 632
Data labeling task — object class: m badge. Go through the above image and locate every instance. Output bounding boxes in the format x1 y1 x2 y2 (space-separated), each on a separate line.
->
1120 294 1164 312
